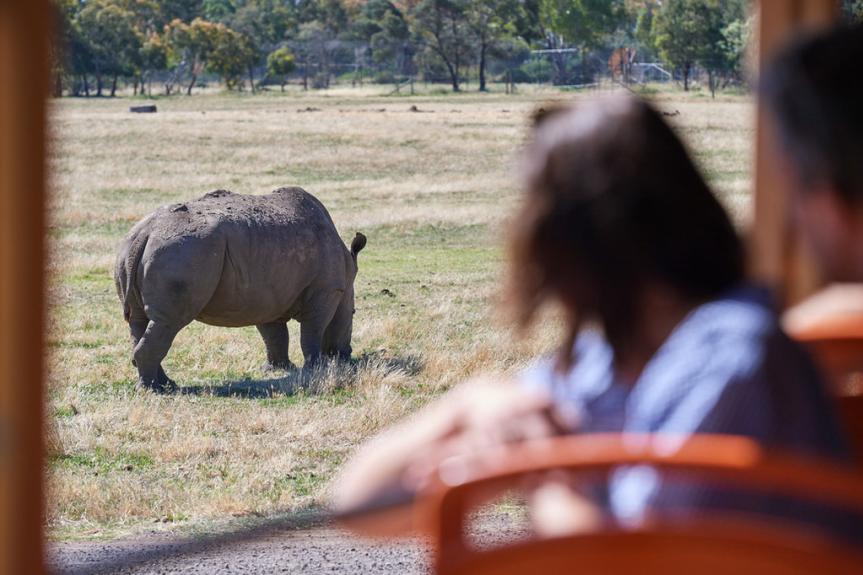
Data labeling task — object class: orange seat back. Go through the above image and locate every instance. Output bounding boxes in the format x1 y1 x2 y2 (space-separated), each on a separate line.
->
788 309 863 466
422 434 863 575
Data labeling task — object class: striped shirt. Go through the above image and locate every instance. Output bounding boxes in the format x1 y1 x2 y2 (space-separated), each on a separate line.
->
522 285 851 527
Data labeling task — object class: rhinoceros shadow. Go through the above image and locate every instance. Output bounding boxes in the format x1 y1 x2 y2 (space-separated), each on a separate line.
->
178 352 424 399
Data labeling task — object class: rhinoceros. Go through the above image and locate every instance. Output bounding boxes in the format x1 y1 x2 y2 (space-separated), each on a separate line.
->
114 187 366 392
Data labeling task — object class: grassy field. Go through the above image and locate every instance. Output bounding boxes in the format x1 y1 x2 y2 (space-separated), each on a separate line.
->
46 83 754 539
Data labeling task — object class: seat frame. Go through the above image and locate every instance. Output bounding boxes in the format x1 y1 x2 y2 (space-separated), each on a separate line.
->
418 434 863 575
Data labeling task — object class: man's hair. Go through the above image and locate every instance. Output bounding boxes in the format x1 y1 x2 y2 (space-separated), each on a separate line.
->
508 95 744 369
760 24 863 204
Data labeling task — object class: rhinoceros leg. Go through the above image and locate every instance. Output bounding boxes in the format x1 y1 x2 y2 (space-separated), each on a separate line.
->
129 319 148 364
299 293 341 368
256 321 295 371
133 320 182 393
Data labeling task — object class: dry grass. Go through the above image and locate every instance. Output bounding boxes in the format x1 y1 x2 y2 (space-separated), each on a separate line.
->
47 83 753 539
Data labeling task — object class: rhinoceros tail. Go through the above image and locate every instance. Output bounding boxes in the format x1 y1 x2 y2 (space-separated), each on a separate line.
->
118 230 149 323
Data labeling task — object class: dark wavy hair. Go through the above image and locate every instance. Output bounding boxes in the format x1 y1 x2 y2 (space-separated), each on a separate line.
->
508 95 744 370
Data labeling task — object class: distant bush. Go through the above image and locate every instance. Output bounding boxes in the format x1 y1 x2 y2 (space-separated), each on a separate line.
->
512 59 552 84
373 70 396 84
267 47 296 91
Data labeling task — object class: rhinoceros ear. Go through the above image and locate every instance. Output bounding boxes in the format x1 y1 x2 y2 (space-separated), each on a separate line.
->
351 232 367 259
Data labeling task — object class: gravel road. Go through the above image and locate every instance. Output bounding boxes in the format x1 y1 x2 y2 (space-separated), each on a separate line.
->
50 528 428 574
49 513 528 574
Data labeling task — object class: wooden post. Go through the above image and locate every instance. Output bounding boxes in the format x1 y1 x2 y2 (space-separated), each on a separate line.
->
752 0 840 305
0 1 49 574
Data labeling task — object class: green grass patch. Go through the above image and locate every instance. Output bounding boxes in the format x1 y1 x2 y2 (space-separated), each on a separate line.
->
51 447 155 474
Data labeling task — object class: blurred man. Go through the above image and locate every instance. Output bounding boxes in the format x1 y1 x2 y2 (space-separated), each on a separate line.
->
761 24 863 282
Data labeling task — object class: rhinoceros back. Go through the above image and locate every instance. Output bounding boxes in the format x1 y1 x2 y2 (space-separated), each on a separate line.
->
185 188 348 326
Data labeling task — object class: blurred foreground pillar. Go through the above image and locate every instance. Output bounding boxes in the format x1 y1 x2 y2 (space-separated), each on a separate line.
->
0 1 49 573
753 0 839 304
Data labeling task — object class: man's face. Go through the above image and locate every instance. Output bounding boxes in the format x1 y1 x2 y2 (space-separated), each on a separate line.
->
781 152 857 281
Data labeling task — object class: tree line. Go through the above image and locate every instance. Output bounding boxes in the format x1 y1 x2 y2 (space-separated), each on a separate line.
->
52 0 863 97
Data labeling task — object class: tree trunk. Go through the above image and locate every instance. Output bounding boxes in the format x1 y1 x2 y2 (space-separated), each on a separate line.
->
581 48 593 85
83 75 90 97
110 74 118 97
454 52 461 92
683 62 690 91
186 72 196 96
96 72 103 97
280 79 285 92
247 64 255 94
708 70 715 99
443 58 459 92
478 43 487 92
53 72 63 97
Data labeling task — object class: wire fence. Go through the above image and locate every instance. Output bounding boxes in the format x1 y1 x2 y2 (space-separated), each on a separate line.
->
124 42 683 97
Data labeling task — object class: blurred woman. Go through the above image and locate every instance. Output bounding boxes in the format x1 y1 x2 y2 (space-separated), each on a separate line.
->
333 94 849 536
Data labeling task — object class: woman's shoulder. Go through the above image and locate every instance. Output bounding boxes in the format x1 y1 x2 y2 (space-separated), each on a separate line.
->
688 284 779 339
633 284 814 415
663 284 786 370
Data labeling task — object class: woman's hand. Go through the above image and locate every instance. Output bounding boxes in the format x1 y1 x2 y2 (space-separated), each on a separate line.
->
333 378 576 536
401 380 574 492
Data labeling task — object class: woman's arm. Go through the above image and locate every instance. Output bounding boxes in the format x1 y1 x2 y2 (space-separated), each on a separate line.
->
332 379 562 536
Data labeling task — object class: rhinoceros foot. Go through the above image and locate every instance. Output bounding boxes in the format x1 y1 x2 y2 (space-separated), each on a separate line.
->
262 359 297 372
137 368 177 394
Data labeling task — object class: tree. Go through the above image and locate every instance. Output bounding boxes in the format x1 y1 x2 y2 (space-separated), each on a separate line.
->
227 4 268 92
202 0 235 22
355 0 413 79
465 0 522 91
539 0 626 83
77 0 143 96
716 12 753 92
295 20 334 89
112 0 163 33
208 26 256 90
690 0 727 97
653 0 747 96
267 45 296 90
412 0 473 91
137 33 169 95
165 17 222 94
157 0 205 25
51 0 85 96
238 0 296 46
634 2 656 57
165 17 258 92
653 0 703 90
535 0 569 84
